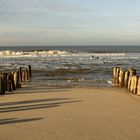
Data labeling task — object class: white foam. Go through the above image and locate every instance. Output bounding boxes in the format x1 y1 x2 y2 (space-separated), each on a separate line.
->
107 80 113 85
0 50 127 58
0 50 69 57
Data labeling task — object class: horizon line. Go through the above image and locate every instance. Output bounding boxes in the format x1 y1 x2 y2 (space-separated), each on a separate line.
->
0 45 140 47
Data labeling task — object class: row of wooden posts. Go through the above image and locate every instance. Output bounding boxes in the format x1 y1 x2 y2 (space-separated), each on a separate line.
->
113 67 140 95
0 65 32 95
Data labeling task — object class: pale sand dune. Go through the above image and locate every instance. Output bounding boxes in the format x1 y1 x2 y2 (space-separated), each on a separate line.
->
0 87 140 140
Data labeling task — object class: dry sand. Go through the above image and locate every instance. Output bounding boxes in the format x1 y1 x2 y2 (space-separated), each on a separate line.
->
0 87 140 140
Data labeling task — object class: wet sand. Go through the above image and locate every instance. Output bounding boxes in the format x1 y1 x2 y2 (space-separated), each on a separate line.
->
0 87 140 140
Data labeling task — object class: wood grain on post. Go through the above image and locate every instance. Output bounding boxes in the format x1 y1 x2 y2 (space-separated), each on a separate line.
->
22 70 26 82
128 75 132 91
114 67 120 85
113 67 117 84
23 69 28 82
119 68 125 88
137 77 140 95
19 67 22 82
7 74 12 92
10 73 16 90
2 73 8 91
0 76 5 95
0 76 3 94
128 68 136 91
132 76 138 94
124 70 130 89
13 70 18 89
17 69 21 88
28 65 32 78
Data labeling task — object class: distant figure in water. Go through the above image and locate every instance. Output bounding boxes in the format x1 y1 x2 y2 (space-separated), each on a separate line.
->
92 55 100 59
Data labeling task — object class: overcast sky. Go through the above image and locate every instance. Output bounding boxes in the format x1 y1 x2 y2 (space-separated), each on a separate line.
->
0 0 140 46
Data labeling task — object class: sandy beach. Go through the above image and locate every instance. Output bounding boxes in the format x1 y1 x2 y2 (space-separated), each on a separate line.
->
0 87 140 140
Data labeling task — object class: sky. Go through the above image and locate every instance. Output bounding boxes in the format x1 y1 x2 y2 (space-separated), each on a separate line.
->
0 0 140 46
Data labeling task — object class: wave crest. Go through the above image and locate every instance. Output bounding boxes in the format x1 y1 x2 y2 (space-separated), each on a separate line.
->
0 50 69 57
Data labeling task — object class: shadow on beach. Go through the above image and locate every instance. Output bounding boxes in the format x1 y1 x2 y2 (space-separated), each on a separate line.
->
0 117 43 125
5 86 71 95
0 98 82 113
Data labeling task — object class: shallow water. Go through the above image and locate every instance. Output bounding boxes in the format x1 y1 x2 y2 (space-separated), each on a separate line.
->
0 47 140 88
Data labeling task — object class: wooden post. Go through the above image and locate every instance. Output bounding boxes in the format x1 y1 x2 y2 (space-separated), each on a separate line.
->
28 65 32 78
128 75 132 91
137 77 140 95
19 67 22 82
113 67 117 84
23 69 28 82
1 73 8 91
124 70 130 89
132 76 138 94
13 70 18 89
10 73 16 90
22 70 25 82
119 68 125 88
0 76 5 95
16 69 21 88
0 76 3 94
113 67 120 85
7 74 12 92
128 68 136 91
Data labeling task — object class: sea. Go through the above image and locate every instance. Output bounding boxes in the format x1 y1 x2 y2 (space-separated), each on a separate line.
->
0 46 140 88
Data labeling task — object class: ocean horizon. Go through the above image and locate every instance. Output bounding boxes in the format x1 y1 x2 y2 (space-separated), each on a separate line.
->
0 45 140 53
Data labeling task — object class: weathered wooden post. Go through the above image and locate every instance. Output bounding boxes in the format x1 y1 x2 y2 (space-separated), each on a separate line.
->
7 73 16 92
27 65 32 78
0 76 3 94
10 73 16 90
13 70 18 89
113 67 117 84
7 73 12 92
19 67 23 82
1 73 8 91
119 68 125 88
131 75 138 94
23 69 28 82
22 70 26 82
124 70 130 89
25 68 28 81
137 77 140 95
16 69 21 88
128 68 136 91
113 67 120 85
0 76 5 95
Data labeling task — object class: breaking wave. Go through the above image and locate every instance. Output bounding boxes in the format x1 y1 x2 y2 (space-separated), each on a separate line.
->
0 50 126 58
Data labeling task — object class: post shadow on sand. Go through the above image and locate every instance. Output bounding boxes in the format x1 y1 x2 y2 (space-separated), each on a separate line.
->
0 117 43 125
0 98 73 106
5 87 70 95
0 98 82 113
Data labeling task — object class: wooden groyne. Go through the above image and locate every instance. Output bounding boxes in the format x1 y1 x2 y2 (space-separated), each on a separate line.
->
113 67 140 95
0 65 32 95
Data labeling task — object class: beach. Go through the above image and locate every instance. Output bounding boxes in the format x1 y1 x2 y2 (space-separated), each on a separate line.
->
0 86 140 140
